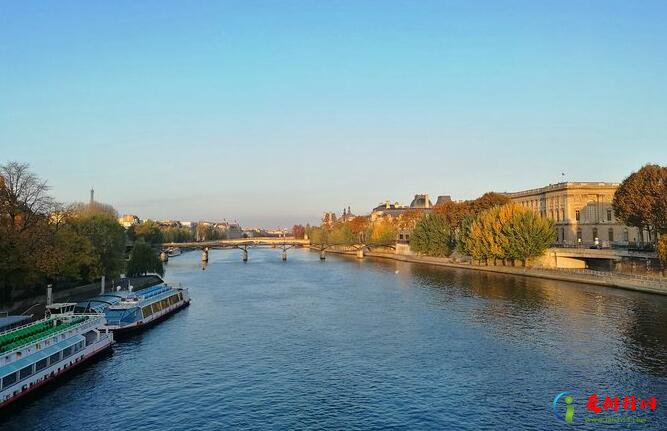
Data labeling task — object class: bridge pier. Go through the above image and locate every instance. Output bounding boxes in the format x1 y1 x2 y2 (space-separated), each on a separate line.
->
201 247 209 262
356 248 365 259
320 250 326 260
242 249 248 262
282 250 287 261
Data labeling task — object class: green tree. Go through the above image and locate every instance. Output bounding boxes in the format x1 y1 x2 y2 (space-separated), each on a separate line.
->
410 213 455 257
126 240 164 277
70 213 126 278
612 164 667 244
51 225 101 281
329 223 356 245
130 220 164 244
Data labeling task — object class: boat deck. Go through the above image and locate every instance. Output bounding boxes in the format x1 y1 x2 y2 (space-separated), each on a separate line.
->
0 316 90 354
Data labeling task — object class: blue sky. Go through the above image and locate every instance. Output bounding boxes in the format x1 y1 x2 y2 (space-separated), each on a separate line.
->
1 1 665 227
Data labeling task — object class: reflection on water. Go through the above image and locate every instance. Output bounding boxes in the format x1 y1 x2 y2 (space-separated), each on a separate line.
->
380 256 667 378
3 249 666 430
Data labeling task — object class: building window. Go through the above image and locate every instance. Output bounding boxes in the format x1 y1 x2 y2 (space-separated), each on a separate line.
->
593 227 598 240
607 209 612 221
608 228 614 242
560 228 564 243
577 228 582 243
561 209 565 221
575 210 580 221
623 229 629 242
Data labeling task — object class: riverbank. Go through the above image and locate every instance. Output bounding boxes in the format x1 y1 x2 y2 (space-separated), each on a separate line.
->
317 247 667 296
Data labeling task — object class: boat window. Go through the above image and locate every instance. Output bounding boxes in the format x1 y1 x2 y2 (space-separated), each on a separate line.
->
141 305 153 318
49 352 61 365
178 293 183 302
19 365 32 380
2 372 17 388
35 358 48 372
62 346 73 358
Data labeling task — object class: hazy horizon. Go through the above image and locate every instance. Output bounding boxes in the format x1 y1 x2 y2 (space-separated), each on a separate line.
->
2 1 666 227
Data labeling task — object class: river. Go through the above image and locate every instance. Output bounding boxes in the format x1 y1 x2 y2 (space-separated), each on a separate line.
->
3 248 666 430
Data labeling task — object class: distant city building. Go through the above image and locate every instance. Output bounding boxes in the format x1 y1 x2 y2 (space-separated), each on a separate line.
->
118 214 141 228
371 193 446 221
435 195 452 206
409 194 433 209
506 182 645 247
322 211 338 226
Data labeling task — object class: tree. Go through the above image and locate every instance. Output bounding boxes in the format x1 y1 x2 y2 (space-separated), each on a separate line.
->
129 220 164 244
70 213 126 278
469 192 511 214
307 226 329 245
292 224 306 239
49 224 101 281
0 161 56 232
657 236 667 274
126 240 164 277
0 162 58 302
613 164 667 244
465 204 555 266
410 213 455 257
367 219 398 246
503 209 555 266
329 223 356 245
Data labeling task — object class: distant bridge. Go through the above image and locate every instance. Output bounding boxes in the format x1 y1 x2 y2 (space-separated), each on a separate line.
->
161 237 311 262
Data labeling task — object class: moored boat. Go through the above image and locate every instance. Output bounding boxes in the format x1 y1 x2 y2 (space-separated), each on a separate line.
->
0 304 113 410
102 283 190 333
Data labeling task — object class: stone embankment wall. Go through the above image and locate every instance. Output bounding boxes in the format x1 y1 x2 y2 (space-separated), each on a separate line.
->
318 245 667 296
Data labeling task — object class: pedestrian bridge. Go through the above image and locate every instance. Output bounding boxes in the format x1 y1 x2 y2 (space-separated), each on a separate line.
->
161 237 311 262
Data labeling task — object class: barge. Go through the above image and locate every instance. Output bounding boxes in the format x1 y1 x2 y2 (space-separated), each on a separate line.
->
0 304 113 409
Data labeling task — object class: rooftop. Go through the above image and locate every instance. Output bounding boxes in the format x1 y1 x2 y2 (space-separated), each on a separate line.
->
506 182 621 197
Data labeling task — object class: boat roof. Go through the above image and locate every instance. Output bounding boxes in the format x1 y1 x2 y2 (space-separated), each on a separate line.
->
75 292 131 313
107 284 180 309
0 335 84 377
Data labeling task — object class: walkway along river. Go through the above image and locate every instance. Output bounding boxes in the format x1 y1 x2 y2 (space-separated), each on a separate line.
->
2 248 666 430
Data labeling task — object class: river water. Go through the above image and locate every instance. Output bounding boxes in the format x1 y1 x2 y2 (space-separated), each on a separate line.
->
3 248 666 430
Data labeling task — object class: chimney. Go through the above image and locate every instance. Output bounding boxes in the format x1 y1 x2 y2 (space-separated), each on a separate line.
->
90 187 95 204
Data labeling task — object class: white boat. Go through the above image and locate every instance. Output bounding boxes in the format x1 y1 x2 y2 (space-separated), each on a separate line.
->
0 304 113 409
102 283 190 334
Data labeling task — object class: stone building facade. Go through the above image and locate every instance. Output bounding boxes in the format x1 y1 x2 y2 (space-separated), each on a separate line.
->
506 182 643 247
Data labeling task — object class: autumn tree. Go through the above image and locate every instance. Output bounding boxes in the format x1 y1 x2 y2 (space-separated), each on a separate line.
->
292 224 306 239
657 236 667 275
465 204 554 265
612 164 667 244
367 219 398 246
502 209 555 266
410 213 455 257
